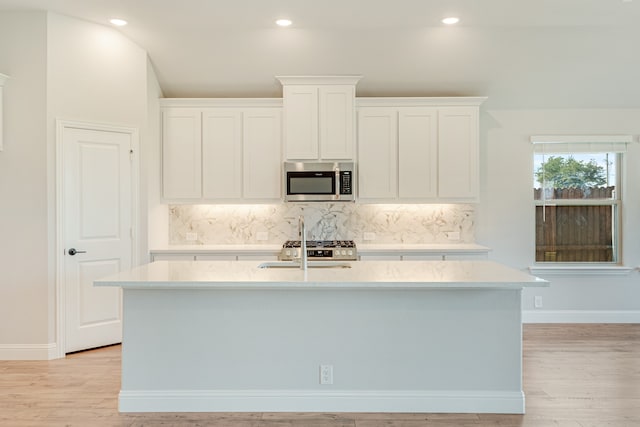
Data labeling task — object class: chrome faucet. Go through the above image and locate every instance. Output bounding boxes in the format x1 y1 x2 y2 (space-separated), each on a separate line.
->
298 215 308 270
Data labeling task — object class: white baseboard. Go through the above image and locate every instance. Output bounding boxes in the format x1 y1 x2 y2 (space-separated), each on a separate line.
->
119 389 525 414
523 310 640 323
0 343 59 360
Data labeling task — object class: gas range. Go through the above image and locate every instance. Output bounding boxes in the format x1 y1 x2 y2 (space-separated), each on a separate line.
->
279 240 358 261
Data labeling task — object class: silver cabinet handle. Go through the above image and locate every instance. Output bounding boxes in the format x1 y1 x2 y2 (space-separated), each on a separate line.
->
68 248 86 256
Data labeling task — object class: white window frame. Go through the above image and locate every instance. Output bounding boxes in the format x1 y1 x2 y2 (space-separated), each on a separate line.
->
529 135 634 275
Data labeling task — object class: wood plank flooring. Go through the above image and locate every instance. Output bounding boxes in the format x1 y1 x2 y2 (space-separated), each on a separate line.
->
1 324 639 426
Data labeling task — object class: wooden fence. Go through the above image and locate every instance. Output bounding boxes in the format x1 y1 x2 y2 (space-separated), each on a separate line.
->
534 186 615 262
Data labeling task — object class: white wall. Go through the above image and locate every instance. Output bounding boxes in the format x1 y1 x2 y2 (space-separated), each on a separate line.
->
0 11 154 359
477 109 640 322
145 59 167 255
0 12 49 349
141 57 164 260
45 13 150 350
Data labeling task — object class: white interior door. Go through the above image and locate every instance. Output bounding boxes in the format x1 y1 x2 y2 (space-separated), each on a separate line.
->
62 125 133 353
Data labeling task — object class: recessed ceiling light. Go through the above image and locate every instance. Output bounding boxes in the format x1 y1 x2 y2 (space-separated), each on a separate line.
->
276 19 292 27
110 18 128 27
442 17 460 25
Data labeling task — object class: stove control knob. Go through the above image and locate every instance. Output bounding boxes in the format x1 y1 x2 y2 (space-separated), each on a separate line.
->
348 250 353 256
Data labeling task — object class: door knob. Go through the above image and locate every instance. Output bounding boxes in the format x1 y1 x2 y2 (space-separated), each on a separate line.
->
68 248 87 256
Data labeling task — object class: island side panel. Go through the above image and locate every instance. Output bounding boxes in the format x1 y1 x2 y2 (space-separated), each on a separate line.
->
120 287 523 413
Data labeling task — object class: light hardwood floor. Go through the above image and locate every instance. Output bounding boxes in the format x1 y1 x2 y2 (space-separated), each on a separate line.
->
1 324 639 426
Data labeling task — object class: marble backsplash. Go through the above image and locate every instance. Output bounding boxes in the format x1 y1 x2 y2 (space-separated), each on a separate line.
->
169 203 475 245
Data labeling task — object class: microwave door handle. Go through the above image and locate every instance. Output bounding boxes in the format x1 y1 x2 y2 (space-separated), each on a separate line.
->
335 168 340 199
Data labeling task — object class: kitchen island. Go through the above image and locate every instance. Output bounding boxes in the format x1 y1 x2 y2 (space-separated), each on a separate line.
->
96 260 548 414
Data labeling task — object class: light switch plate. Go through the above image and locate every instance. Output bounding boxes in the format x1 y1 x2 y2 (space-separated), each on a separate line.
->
256 231 269 241
363 232 376 241
186 232 198 241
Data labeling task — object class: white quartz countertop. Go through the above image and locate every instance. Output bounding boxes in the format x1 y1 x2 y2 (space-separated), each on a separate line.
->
150 244 282 253
357 243 490 253
149 243 490 254
96 260 548 290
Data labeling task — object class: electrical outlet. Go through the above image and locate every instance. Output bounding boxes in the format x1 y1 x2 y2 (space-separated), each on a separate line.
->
256 231 269 241
320 364 333 385
363 232 376 241
534 296 543 309
185 232 198 241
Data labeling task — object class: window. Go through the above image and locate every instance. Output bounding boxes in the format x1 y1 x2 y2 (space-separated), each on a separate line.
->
532 135 631 264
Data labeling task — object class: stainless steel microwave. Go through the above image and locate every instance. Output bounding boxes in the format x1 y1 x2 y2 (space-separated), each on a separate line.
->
284 161 355 202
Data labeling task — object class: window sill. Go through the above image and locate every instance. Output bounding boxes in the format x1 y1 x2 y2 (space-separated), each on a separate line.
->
529 265 636 276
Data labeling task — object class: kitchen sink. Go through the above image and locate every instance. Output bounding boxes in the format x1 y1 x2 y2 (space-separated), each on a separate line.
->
257 261 352 269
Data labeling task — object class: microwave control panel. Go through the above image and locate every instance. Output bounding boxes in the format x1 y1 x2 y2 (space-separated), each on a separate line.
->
340 171 353 195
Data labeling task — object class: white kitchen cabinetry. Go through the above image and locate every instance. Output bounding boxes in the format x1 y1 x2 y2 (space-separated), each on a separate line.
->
401 254 445 261
162 108 202 199
161 100 282 203
195 255 237 261
359 255 402 261
398 108 438 199
437 107 479 200
152 254 196 261
278 76 361 161
358 244 490 261
202 108 242 199
357 108 397 199
243 109 282 200
150 249 280 262
356 98 485 203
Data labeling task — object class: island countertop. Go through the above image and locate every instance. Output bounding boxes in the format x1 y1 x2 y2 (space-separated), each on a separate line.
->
95 260 548 290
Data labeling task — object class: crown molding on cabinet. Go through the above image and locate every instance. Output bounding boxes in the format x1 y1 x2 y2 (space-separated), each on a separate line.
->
276 75 363 86
356 96 487 107
159 98 283 108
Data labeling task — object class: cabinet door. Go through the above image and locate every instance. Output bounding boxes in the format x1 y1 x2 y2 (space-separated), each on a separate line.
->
402 254 444 261
243 108 282 200
398 108 438 199
237 254 279 261
319 85 354 160
202 109 242 200
162 108 201 199
152 254 196 261
283 85 318 159
444 253 488 260
195 255 237 261
438 107 479 200
359 255 402 261
357 108 397 200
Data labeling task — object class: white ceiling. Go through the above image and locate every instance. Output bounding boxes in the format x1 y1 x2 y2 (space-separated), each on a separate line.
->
1 0 639 108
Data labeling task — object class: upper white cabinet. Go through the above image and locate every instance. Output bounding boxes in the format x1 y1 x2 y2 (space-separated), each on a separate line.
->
357 107 397 199
398 108 438 199
242 108 282 200
160 88 484 205
161 100 282 203
202 108 242 199
277 76 361 161
162 108 202 199
357 98 485 203
437 107 479 200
